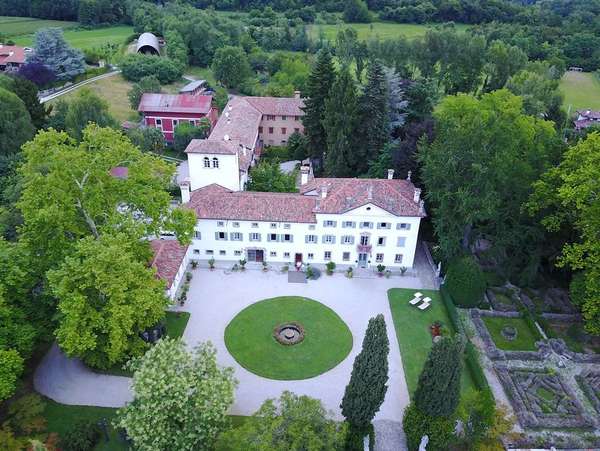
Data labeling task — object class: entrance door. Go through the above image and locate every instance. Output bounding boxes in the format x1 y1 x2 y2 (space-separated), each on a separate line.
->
255 250 264 263
247 249 264 262
358 253 368 268
295 253 303 264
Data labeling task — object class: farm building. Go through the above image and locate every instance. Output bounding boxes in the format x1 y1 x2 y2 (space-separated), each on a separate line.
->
0 44 28 72
136 32 161 55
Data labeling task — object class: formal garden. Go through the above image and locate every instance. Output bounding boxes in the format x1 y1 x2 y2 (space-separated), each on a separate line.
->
224 296 353 380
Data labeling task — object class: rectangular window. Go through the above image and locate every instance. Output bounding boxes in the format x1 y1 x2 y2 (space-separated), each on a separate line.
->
397 237 406 247
282 234 293 243
156 118 162 127
397 223 411 230
309 224 316 230
378 222 391 229
377 237 386 246
323 235 335 244
234 250 242 256
308 253 314 260
251 222 259 228
230 232 242 241
281 115 287 120
395 254 403 263
193 249 200 255
219 250 226 256
376 253 384 262
232 222 240 228
360 235 370 246
270 251 277 257
343 252 350 261
270 223 277 229
283 223 291 229
216 231 227 241
217 221 225 227
294 116 300 121
360 222 373 229
281 127 286 135
206 250 214 255
268 127 274 134
305 234 317 244
342 235 354 245
323 220 337 227
194 231 201 239
342 221 356 228
250 233 261 242
258 126 263 133
324 251 332 261
284 252 290 258
267 115 275 121
173 119 178 127
268 233 278 242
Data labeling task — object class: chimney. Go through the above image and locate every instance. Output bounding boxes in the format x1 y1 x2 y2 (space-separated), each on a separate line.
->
407 170 412 181
321 185 328 199
367 185 373 200
413 188 421 203
180 180 191 204
300 165 310 185
387 169 394 180
294 90 301 99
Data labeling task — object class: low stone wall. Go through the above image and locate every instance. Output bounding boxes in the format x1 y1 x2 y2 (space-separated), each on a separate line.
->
540 312 584 322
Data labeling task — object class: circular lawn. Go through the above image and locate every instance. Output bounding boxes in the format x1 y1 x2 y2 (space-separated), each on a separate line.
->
224 296 353 380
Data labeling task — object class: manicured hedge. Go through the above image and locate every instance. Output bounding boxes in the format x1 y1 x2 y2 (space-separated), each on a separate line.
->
444 255 486 308
440 285 461 332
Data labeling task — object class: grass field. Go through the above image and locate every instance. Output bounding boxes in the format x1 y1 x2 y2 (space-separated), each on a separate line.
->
482 316 541 351
0 16 77 36
308 21 469 41
387 288 476 397
560 71 600 112
11 25 134 50
224 296 353 380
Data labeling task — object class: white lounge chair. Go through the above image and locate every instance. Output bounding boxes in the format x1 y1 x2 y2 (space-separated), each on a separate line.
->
422 297 432 303
414 292 423 298
409 296 422 305
418 300 431 310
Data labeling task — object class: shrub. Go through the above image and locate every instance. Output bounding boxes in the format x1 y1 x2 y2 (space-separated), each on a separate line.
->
376 264 386 273
326 261 336 275
261 145 291 162
440 285 461 332
120 54 182 84
444 255 486 307
60 420 101 451
403 403 454 451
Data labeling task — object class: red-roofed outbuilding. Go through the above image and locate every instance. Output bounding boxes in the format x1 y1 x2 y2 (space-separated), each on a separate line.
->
138 93 219 143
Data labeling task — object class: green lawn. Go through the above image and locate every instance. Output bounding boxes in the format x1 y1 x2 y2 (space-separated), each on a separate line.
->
560 71 600 112
387 288 476 396
95 311 190 377
482 316 541 351
12 25 134 50
0 16 78 36
308 21 469 41
224 296 353 380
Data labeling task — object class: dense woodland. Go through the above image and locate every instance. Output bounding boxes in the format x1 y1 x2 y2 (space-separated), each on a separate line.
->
0 0 599 449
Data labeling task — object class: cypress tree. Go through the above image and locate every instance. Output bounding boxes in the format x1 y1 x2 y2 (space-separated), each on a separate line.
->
323 65 360 177
302 49 336 172
341 314 390 431
414 335 465 417
358 59 389 175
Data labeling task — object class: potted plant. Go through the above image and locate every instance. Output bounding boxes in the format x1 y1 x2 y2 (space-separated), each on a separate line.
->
430 321 442 337
400 266 407 276
305 264 314 279
208 257 215 270
185 272 192 282
281 264 289 273
262 260 268 272
376 264 386 277
346 267 354 278
326 261 336 275
239 259 247 270
385 269 392 278
232 263 239 272
191 260 198 270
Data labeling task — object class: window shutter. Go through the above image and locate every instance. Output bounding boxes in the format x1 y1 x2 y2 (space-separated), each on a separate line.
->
215 232 219 240
331 236 336 244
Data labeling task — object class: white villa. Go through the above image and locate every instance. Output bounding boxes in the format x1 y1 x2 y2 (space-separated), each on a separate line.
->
154 94 425 298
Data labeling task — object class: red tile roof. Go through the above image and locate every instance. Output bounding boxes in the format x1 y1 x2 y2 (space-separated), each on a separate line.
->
188 177 425 223
150 239 188 289
300 178 425 217
185 139 240 155
0 45 26 65
209 96 262 149
138 93 213 114
577 110 600 120
245 96 305 116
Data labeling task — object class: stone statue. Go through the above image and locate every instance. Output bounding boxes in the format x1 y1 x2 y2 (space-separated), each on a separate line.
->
418 435 429 451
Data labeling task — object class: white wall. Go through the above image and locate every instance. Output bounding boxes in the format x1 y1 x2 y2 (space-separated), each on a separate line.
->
167 251 189 301
188 152 240 191
187 203 421 269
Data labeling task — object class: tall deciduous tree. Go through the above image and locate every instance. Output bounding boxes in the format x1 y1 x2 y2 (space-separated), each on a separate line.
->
323 66 360 177
248 161 297 193
414 335 464 417
529 132 600 335
211 46 251 89
173 119 211 153
358 59 389 174
418 90 561 281
116 339 237 450
0 87 35 156
128 75 161 110
18 125 196 276
48 234 169 368
302 49 336 171
217 391 347 451
64 88 117 140
482 40 527 92
341 314 389 432
29 28 85 80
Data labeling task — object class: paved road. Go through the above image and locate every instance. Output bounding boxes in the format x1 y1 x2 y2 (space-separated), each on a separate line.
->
39 70 121 103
